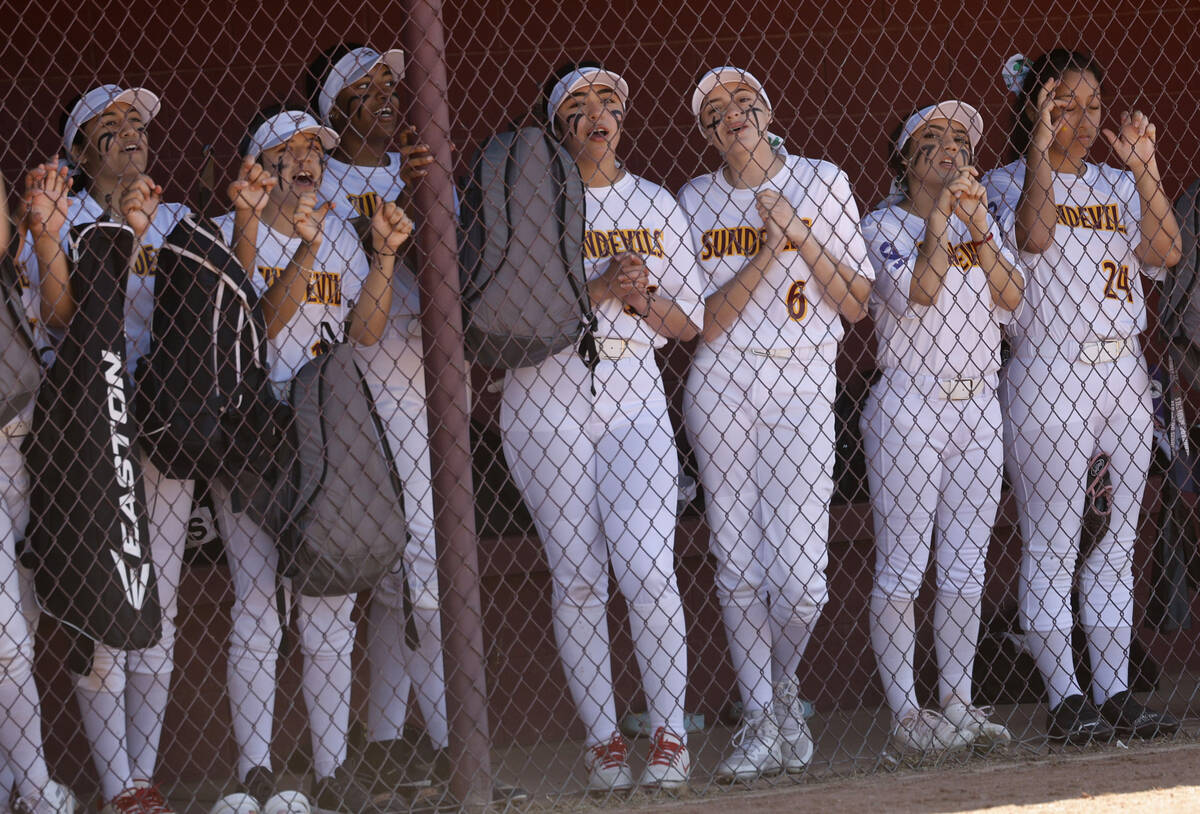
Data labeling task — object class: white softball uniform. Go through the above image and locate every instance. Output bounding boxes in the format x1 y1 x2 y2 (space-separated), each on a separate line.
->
19 192 195 796
500 171 702 744
860 203 1014 717
679 155 872 714
985 158 1160 704
212 210 368 777
861 203 1013 601
320 154 448 747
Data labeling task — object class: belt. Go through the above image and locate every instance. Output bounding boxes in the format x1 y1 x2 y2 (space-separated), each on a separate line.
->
596 338 648 361
936 377 986 401
1078 337 1133 366
742 346 792 359
1 419 30 438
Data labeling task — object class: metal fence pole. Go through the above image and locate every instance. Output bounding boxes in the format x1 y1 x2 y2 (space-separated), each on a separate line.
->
400 2 493 808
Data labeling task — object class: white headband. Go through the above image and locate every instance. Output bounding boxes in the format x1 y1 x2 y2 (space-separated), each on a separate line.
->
63 85 161 153
247 110 339 158
691 66 772 120
545 67 630 123
895 100 984 154
318 47 406 121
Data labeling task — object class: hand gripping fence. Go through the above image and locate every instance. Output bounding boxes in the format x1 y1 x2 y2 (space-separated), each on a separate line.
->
3 1 1200 813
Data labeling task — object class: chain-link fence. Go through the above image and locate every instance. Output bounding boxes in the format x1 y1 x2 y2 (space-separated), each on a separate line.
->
3 1 1200 813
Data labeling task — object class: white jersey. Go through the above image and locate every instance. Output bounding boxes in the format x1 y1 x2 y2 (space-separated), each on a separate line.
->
677 154 872 354
983 158 1163 351
320 153 406 221
18 192 191 373
319 152 422 369
584 172 704 348
213 211 367 383
862 203 1016 379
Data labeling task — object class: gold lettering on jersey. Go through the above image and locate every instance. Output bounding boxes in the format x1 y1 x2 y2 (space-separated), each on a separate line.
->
346 192 382 218
582 228 666 259
257 266 343 305
131 246 158 277
949 240 980 270
1054 203 1127 234
698 219 814 260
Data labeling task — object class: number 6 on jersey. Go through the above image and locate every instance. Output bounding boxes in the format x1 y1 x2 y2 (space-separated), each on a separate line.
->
786 280 808 321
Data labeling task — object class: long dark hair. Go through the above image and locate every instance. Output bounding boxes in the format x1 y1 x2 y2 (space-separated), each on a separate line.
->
1008 48 1105 160
58 93 91 192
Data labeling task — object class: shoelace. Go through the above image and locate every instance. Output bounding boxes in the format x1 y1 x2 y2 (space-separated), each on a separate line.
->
107 790 144 814
648 727 686 767
132 786 173 814
589 733 628 770
729 712 772 750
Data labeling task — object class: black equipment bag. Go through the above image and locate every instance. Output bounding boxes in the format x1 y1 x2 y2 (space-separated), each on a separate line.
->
24 222 161 655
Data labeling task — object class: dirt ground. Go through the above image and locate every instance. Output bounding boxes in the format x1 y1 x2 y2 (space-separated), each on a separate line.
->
598 740 1200 814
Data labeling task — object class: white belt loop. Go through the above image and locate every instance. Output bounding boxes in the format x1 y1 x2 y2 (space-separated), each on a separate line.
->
596 338 651 361
1078 337 1133 366
937 377 985 401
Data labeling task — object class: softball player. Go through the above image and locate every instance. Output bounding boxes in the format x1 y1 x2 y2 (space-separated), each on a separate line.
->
679 67 873 780
308 44 448 789
861 101 1022 754
984 49 1181 742
21 85 197 814
498 65 701 792
210 109 412 814
0 173 74 814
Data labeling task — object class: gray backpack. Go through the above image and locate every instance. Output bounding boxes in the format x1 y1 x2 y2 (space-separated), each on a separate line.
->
274 339 410 600
459 127 597 369
0 255 42 426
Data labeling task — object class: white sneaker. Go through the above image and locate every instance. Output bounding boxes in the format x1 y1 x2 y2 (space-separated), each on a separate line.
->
890 709 968 754
209 794 260 814
774 678 814 773
583 731 634 792
716 708 782 782
639 728 690 790
942 702 1013 747
13 781 76 814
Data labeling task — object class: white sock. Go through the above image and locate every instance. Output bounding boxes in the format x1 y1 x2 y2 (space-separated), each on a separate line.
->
720 593 773 715
869 592 918 721
768 612 817 686
1024 627 1081 708
1084 625 1132 705
404 606 449 750
0 654 51 804
933 591 981 706
627 591 688 737
227 640 275 777
365 598 412 744
551 596 617 745
125 670 171 781
302 649 352 780
298 596 355 780
74 645 134 801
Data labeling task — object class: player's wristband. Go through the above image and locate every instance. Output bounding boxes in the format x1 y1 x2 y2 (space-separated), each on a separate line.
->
970 233 994 249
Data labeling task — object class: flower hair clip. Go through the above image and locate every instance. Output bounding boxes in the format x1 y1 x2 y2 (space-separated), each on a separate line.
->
1002 53 1030 95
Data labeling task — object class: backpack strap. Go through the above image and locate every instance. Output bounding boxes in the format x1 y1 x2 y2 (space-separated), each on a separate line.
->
543 130 600 386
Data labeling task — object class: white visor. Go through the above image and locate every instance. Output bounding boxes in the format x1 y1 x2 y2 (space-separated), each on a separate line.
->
319 47 406 121
691 66 771 119
248 110 339 159
63 85 161 154
895 100 984 154
545 67 630 124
